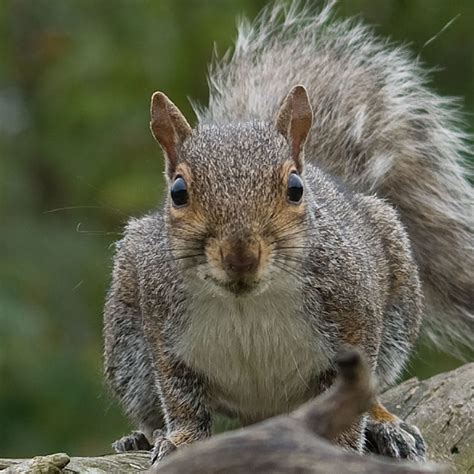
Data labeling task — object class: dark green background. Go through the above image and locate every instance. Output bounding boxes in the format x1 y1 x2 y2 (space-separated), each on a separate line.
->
1 0 472 458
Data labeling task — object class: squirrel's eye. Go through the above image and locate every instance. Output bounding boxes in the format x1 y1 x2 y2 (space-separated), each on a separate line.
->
287 172 304 204
170 176 189 207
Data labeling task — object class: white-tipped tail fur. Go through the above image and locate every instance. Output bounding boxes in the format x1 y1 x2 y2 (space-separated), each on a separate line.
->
199 1 473 351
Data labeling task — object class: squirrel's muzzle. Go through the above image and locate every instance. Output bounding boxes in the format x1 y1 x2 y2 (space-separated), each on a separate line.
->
220 238 260 281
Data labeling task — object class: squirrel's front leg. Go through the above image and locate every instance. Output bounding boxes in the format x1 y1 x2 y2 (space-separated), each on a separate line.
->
151 349 211 465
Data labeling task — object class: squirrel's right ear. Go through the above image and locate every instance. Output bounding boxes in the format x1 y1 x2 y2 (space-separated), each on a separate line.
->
150 92 192 177
275 85 313 173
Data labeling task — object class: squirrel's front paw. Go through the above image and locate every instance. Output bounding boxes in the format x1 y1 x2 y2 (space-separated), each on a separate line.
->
112 430 152 452
150 429 178 464
365 418 426 462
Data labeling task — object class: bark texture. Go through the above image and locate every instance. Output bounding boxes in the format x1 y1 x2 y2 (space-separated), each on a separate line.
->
382 363 473 473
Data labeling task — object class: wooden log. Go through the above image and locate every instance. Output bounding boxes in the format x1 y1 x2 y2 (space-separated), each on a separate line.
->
1 361 472 473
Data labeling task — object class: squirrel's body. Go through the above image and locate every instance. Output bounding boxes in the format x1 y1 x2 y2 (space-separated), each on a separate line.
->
106 124 422 446
104 3 472 465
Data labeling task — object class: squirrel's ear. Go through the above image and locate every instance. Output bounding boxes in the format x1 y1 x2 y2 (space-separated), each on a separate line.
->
150 91 192 177
275 85 313 172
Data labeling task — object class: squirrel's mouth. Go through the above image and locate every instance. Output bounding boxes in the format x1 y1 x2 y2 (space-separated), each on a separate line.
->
216 278 257 296
223 280 257 296
205 275 262 297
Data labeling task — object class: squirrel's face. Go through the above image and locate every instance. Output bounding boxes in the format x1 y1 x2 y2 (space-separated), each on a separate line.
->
165 125 309 296
150 86 313 296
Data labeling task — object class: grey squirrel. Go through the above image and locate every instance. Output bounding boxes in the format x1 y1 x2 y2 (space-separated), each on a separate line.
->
103 3 473 466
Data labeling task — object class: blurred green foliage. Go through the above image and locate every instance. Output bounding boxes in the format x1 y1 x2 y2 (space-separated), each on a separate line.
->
0 0 472 458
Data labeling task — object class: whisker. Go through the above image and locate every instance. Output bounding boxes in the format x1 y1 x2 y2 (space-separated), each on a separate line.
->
43 205 125 216
269 221 339 244
265 217 309 237
161 253 206 263
268 227 318 246
276 245 313 250
274 255 308 269
272 260 306 284
75 223 122 236
275 253 308 263
156 247 203 253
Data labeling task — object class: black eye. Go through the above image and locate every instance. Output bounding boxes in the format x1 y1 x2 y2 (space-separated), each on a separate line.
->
170 176 189 207
287 172 304 204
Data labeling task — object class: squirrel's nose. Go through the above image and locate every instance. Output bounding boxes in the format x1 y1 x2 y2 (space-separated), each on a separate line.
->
222 245 260 278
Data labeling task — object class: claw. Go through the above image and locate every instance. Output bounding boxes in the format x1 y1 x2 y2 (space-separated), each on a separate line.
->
112 431 152 452
151 433 177 465
365 418 427 462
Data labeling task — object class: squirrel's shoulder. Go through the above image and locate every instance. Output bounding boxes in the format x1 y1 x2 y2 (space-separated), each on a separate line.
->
114 210 166 260
306 164 412 260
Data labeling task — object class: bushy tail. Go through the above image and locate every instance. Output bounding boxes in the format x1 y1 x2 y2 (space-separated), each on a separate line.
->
200 1 473 351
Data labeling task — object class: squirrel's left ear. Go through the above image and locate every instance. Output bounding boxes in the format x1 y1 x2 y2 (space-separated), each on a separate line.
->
150 91 192 178
275 85 313 173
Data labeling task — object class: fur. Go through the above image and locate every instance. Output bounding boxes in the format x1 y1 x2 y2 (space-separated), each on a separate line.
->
176 274 330 420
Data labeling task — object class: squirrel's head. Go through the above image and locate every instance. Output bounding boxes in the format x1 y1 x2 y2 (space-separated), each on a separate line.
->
150 85 313 297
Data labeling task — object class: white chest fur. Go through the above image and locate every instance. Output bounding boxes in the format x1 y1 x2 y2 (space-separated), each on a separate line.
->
174 284 331 420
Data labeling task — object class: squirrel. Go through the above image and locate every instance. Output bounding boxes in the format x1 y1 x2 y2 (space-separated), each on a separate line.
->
103 2 473 466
